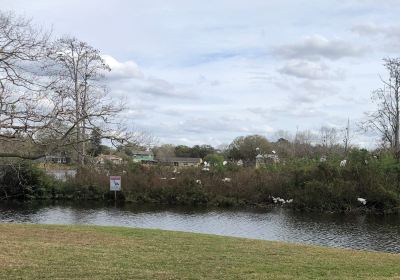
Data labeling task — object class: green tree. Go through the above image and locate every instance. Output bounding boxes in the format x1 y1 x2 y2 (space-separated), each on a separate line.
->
204 153 224 166
89 128 102 157
191 145 215 158
227 135 271 161
175 145 192 157
153 144 175 159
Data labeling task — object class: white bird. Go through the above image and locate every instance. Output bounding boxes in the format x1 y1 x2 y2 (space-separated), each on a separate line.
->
340 159 347 167
272 150 276 154
271 196 293 205
195 179 202 184
223 161 228 166
357 198 367 205
222 177 231 183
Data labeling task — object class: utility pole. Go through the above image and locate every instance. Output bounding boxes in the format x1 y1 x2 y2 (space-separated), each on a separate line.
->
344 118 350 155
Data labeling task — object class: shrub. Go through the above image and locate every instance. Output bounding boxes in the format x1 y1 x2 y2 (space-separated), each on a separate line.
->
3 147 400 213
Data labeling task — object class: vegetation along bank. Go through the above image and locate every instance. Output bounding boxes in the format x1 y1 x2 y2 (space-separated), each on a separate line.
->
1 147 400 213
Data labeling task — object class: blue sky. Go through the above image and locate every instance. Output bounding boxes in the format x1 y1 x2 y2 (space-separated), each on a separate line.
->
3 0 400 147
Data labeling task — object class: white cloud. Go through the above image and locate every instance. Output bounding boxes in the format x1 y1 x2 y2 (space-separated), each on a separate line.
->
274 35 366 60
102 55 143 80
351 23 400 38
351 23 400 52
103 55 196 99
140 77 195 98
351 23 382 36
4 0 397 147
279 60 345 80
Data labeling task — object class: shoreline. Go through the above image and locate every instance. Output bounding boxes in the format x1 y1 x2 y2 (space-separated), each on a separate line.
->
1 198 398 215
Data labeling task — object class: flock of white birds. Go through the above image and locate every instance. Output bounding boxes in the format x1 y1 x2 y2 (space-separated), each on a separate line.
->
157 157 368 206
271 196 294 204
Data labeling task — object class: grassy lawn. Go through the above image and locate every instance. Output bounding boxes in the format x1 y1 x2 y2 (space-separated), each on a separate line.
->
0 224 399 279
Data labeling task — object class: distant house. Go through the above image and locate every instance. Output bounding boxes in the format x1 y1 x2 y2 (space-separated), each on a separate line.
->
96 154 123 165
132 151 156 164
37 153 71 164
157 157 202 167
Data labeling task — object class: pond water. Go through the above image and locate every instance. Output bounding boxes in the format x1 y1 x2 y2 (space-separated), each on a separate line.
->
1 201 400 253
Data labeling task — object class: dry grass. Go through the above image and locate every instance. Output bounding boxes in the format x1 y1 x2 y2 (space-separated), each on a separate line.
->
0 224 400 279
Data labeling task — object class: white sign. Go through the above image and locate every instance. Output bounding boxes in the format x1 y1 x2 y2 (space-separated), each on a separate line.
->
110 176 121 191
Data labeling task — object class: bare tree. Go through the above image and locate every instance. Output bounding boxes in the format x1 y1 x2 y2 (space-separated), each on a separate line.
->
0 13 135 161
364 58 400 155
47 36 132 164
319 126 338 152
0 11 57 159
343 118 351 154
293 129 316 157
0 11 49 93
153 144 176 159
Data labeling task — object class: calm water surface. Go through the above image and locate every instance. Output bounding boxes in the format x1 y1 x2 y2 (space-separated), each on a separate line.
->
1 201 400 253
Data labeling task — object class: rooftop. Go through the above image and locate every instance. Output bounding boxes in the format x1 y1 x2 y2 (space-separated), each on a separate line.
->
158 157 202 163
132 151 153 156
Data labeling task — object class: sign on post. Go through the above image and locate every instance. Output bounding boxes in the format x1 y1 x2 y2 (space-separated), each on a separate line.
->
110 176 121 191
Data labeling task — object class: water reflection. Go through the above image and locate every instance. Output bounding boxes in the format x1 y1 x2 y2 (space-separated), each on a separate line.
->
1 201 400 253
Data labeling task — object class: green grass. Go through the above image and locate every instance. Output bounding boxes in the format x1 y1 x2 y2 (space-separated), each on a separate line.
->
0 224 400 279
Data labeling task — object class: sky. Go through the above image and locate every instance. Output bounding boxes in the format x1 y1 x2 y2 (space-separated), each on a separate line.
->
2 0 400 147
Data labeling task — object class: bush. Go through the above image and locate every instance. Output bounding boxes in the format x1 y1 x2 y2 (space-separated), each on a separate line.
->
3 147 400 213
0 162 54 200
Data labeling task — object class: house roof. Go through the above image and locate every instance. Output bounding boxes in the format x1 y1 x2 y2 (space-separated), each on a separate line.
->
97 154 123 161
158 157 202 163
132 151 153 156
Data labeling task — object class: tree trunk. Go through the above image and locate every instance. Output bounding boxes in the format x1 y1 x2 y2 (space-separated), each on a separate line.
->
395 83 400 190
